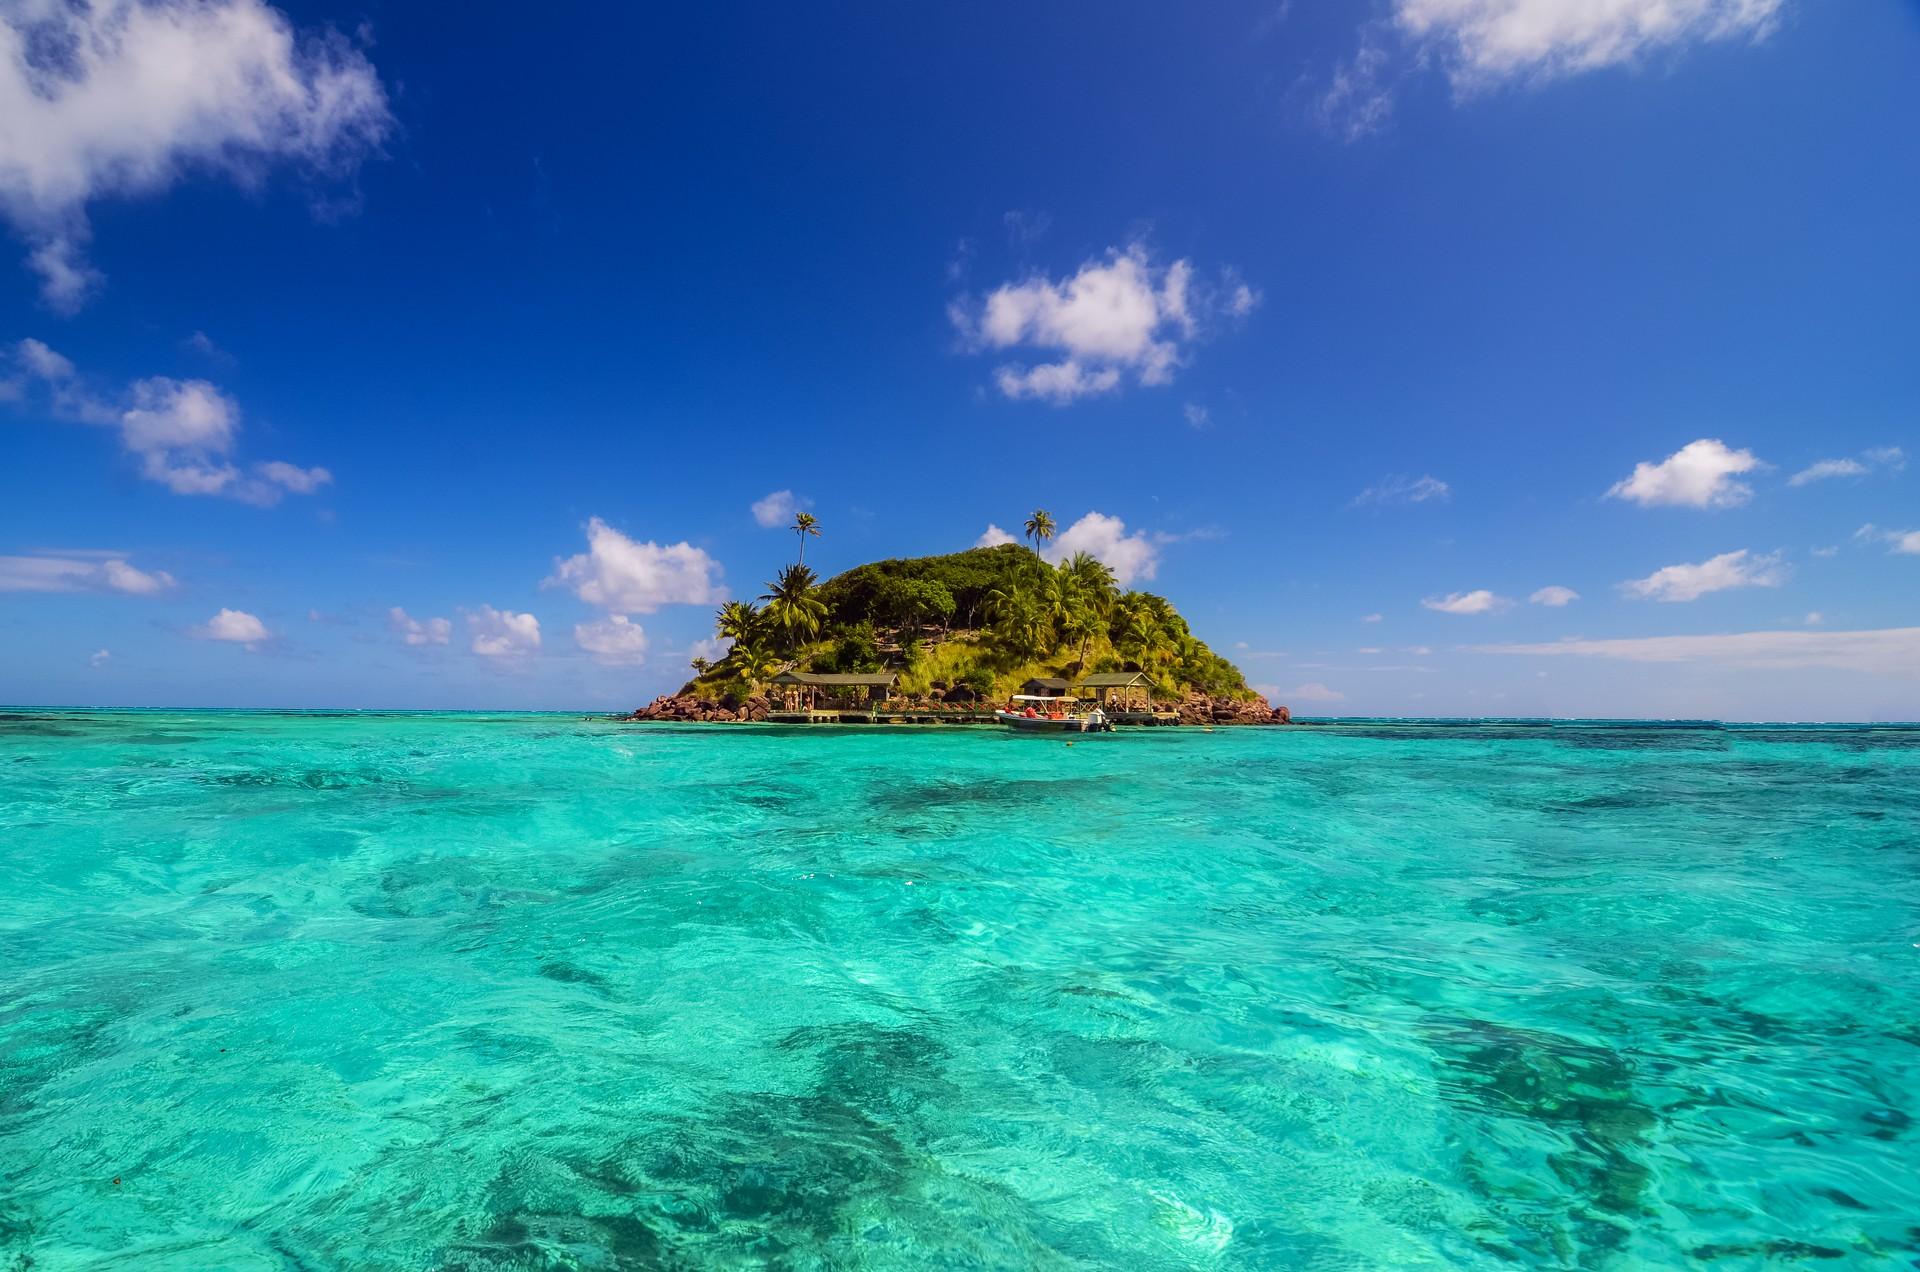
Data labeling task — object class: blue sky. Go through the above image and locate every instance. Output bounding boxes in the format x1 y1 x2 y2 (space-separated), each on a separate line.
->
2 0 1916 719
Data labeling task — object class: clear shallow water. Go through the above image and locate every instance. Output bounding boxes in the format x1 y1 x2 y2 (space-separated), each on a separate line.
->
2 712 1917 1271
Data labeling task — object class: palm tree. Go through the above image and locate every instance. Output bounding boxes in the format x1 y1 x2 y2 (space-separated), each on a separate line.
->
1041 567 1080 636
735 641 778 685
761 563 827 651
1064 551 1116 615
983 585 1021 629
995 591 1048 658
792 511 821 565
1023 509 1055 553
1063 596 1099 670
715 600 761 647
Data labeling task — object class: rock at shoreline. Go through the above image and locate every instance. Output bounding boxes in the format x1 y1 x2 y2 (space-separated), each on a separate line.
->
630 692 773 723
1176 692 1292 726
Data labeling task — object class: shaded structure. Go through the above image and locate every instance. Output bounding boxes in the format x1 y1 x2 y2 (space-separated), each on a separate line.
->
1078 670 1174 724
1020 677 1071 698
771 670 897 714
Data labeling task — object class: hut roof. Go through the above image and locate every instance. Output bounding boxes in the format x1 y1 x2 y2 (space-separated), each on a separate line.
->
1021 677 1072 691
770 671 898 687
1080 671 1154 688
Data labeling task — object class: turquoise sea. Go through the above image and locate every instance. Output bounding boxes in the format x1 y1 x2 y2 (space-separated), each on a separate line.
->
2 711 1917 1270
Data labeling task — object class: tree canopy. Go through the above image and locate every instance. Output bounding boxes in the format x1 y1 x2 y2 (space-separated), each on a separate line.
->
689 542 1253 701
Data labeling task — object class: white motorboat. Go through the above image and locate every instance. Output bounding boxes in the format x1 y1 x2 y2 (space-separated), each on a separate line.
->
993 695 1114 733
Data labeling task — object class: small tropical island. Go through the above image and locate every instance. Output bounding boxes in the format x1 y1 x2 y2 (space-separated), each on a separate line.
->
630 510 1292 726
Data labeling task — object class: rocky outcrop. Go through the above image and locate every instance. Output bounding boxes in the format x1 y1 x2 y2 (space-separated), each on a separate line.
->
1174 693 1293 726
629 692 774 723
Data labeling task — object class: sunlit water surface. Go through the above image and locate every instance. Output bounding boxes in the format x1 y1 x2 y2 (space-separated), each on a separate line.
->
2 711 1917 1269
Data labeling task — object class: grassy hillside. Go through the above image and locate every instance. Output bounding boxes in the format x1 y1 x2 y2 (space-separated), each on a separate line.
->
684 540 1255 703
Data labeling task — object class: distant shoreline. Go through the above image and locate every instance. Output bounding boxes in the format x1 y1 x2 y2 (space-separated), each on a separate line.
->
4 707 1917 729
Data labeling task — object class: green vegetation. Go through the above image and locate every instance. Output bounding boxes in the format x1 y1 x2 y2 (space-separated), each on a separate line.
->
684 512 1254 702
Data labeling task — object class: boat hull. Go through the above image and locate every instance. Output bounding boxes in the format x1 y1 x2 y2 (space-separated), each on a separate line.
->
994 711 1114 733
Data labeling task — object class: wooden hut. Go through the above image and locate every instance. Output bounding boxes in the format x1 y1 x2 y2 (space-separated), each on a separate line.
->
1078 671 1157 715
1020 677 1072 698
770 671 898 715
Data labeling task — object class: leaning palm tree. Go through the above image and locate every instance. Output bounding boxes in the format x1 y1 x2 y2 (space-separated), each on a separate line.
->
1023 509 1055 553
761 563 828 651
792 511 821 565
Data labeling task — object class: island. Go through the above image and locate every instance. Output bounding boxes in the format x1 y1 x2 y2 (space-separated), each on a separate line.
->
629 513 1290 726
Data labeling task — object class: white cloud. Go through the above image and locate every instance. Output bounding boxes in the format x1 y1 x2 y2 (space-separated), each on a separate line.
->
256 459 332 494
1362 613 1384 623
1789 447 1905 486
1620 549 1787 602
8 344 330 504
1606 438 1762 509
1788 458 1865 486
1317 34 1395 141
1805 612 1823 626
1043 511 1158 586
17 337 73 379
1856 525 1920 556
466 605 540 658
1529 585 1579 607
0 551 175 594
120 376 242 493
387 606 451 647
0 0 391 310
975 523 1018 548
1422 589 1509 615
1223 269 1262 318
193 607 269 646
575 615 649 666
89 648 111 668
1394 0 1784 87
751 489 809 528
547 517 725 613
1466 627 1920 680
952 244 1251 403
1353 474 1450 507
1183 403 1211 430
993 360 1122 405
1284 681 1347 703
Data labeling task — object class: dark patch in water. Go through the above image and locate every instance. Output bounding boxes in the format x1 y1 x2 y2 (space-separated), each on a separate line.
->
1689 1239 1848 1261
206 768 401 791
537 962 613 994
778 1021 951 1111
0 722 85 737
1426 1016 1659 1258
867 775 1104 815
